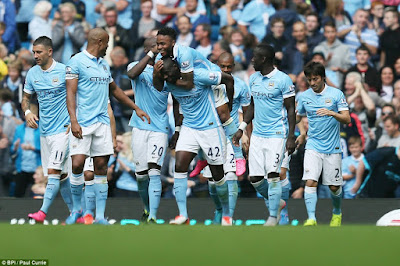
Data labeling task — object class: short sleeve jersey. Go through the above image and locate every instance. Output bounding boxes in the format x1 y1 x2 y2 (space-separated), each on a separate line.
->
24 60 69 136
231 75 251 127
127 62 169 134
65 51 113 127
165 68 220 130
297 85 349 154
249 68 295 138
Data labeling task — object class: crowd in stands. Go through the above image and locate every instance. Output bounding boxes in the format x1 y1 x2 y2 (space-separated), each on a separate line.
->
1 0 400 199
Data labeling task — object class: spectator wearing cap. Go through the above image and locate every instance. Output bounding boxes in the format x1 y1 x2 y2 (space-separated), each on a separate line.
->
338 8 379 65
314 21 351 86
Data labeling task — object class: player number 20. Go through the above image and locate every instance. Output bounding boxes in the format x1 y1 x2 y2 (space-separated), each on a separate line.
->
152 145 164 156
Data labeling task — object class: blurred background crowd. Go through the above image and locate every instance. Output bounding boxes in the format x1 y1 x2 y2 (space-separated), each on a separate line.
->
1 0 400 199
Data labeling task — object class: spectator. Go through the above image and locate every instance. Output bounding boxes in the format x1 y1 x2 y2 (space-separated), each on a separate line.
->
229 29 247 67
16 0 38 45
176 15 197 48
102 6 131 65
0 90 20 120
343 0 371 17
267 0 300 39
341 112 365 156
17 49 35 79
377 115 400 148
380 7 400 68
322 0 352 30
0 109 16 196
262 17 288 68
11 105 41 197
0 0 18 53
338 8 379 64
345 73 376 148
96 0 132 30
294 72 308 100
108 132 139 197
52 3 85 64
314 21 352 86
194 23 212 58
31 166 46 199
305 11 324 49
344 45 380 93
281 21 313 82
392 80 400 115
379 65 395 103
109 46 131 133
131 0 161 61
367 103 396 152
0 60 24 117
63 0 86 22
342 136 364 199
151 0 185 25
28 1 52 43
238 0 276 42
217 0 242 28
368 0 385 36
209 39 231 63
172 0 210 33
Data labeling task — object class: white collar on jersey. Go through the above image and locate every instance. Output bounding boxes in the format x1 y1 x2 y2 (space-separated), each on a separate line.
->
42 59 56 73
172 44 179 59
312 84 328 95
263 67 278 78
83 50 103 62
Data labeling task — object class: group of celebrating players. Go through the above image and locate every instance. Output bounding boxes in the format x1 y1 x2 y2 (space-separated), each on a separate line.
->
24 26 350 226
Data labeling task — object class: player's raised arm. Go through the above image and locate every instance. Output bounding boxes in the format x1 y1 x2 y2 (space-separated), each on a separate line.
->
109 81 150 124
66 78 82 139
153 60 165 92
127 37 158 80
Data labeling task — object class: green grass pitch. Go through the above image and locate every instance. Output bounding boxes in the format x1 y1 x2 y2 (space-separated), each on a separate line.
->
1 224 399 266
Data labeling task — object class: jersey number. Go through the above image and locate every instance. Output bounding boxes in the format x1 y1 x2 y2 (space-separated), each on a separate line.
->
152 145 164 156
208 147 220 158
273 153 280 167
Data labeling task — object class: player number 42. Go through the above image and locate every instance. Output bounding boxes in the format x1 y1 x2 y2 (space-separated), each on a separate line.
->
208 147 220 158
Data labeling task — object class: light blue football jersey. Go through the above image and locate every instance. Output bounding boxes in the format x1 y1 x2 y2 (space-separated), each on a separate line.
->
155 44 214 72
65 50 113 127
127 62 169 134
297 85 349 154
24 60 69 136
165 68 220 130
231 75 251 127
249 68 295 138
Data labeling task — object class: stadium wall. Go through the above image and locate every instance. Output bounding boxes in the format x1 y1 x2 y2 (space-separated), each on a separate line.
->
1 198 399 224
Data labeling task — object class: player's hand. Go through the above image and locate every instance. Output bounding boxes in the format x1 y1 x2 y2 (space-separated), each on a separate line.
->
350 182 361 195
113 137 117 151
295 134 306 149
154 60 163 76
316 108 333 117
71 121 83 139
291 187 304 199
26 113 39 129
286 135 296 155
65 124 71 134
232 130 243 147
135 109 151 124
169 131 179 149
349 165 356 174
241 133 250 156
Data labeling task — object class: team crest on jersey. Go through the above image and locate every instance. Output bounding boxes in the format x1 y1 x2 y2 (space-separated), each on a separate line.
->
325 98 333 107
66 67 72 74
209 73 217 80
268 82 274 87
181 61 189 68
52 77 59 85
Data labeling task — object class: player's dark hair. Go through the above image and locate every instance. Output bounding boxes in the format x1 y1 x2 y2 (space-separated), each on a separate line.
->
157 27 177 41
348 136 362 146
256 43 275 63
383 114 400 126
356 44 371 56
304 61 326 78
33 36 53 49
